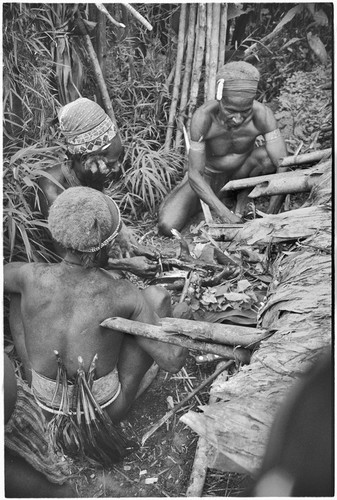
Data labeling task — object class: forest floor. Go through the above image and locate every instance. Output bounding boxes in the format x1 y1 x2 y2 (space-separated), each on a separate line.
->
5 64 331 498
73 194 305 498
71 63 331 498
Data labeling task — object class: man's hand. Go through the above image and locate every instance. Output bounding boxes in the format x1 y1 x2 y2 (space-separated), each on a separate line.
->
107 256 159 278
217 205 242 224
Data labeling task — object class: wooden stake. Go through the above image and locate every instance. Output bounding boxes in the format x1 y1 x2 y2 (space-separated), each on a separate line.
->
187 4 206 131
164 4 187 150
204 3 213 101
206 3 221 101
175 3 197 150
218 4 228 70
141 360 234 446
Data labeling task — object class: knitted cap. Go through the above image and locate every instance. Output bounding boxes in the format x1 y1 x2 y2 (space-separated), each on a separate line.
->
58 98 117 155
48 187 121 252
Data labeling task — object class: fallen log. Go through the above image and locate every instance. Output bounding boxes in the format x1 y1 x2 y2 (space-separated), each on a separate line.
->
221 161 328 193
100 317 252 363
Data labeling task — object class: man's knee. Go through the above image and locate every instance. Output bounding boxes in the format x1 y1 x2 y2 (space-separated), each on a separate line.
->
158 216 175 237
143 285 172 318
249 147 275 177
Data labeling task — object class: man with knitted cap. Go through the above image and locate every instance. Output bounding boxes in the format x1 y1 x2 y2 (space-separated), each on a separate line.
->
36 96 157 275
4 186 187 464
38 97 124 217
159 61 287 236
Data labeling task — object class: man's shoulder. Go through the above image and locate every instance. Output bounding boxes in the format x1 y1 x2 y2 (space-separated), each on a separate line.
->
252 101 277 131
191 101 219 139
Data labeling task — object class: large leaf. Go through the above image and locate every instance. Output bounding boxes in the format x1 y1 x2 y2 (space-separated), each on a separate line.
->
271 5 303 34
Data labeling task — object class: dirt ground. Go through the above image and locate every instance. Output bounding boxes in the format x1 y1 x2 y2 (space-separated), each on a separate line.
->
74 356 254 498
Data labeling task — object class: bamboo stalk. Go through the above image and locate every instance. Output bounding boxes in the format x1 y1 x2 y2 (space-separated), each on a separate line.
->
187 3 206 132
204 3 213 101
175 3 197 150
101 317 252 361
141 360 234 445
160 317 266 346
221 163 327 192
123 3 153 31
279 148 331 167
164 4 187 151
206 3 221 101
95 3 126 28
75 11 116 125
218 4 228 70
248 173 320 198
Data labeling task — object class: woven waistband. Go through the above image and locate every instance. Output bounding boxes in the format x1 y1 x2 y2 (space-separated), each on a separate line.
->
32 366 121 414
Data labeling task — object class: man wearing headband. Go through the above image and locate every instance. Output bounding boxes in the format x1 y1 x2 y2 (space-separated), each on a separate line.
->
158 61 287 236
4 187 187 466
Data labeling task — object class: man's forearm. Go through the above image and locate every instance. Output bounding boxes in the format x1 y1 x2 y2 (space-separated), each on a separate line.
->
189 173 240 222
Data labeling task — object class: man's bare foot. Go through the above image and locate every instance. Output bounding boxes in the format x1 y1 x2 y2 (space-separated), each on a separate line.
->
135 363 159 399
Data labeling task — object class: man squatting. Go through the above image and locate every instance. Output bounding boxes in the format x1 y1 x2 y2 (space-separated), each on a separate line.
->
4 187 188 491
158 61 288 236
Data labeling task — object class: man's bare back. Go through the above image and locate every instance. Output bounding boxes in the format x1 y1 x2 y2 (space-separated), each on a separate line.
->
9 262 150 379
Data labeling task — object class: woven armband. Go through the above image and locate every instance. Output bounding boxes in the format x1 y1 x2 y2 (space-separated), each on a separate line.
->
264 129 281 142
190 140 205 152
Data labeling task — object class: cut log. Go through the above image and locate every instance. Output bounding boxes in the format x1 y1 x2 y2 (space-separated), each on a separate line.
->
100 317 251 363
221 161 328 193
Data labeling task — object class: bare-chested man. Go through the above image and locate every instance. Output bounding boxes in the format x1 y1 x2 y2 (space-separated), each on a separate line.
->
4 187 187 465
158 61 287 236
